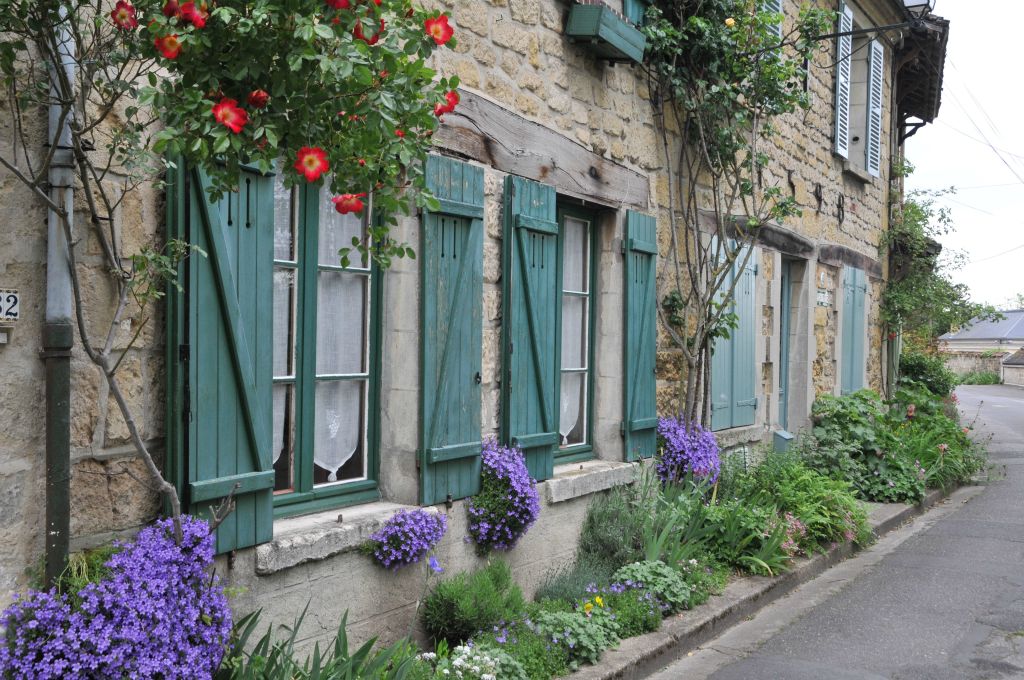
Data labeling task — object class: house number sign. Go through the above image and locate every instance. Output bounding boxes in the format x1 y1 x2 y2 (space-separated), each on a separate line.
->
816 287 833 307
0 289 20 322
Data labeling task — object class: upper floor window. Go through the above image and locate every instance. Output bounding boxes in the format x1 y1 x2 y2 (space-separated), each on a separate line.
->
834 3 885 177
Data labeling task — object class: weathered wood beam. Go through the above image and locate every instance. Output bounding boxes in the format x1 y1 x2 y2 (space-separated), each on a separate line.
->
433 89 649 209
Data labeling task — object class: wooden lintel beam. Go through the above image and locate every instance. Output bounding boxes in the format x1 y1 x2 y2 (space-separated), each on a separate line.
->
433 89 649 209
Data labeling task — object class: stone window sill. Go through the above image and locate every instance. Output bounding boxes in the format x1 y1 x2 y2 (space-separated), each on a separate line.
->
841 162 875 186
546 459 638 503
255 501 438 575
255 461 639 575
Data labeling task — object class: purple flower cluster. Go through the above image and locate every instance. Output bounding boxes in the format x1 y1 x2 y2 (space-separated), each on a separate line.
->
0 515 231 679
366 509 447 569
467 440 541 554
655 417 721 484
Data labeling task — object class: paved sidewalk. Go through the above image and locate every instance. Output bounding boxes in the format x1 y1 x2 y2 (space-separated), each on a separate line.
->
646 384 1024 680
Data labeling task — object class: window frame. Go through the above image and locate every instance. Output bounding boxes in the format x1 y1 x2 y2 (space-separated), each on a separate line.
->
623 0 651 26
554 204 598 464
272 183 383 518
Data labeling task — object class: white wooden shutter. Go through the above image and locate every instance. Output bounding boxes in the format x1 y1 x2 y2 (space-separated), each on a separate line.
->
865 39 884 177
834 3 853 159
763 0 783 39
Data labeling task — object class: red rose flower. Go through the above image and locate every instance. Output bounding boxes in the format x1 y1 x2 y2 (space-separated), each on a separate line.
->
358 158 366 166
247 89 270 109
110 0 138 30
444 89 460 110
154 34 182 59
211 98 248 134
325 0 351 8
424 15 453 46
179 1 208 28
394 128 405 138
332 193 367 215
295 147 330 182
433 102 448 118
162 0 179 17
353 17 385 45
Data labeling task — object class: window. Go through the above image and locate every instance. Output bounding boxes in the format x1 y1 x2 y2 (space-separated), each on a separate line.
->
710 246 758 431
623 0 650 26
272 179 380 515
762 0 783 38
557 207 596 462
834 3 884 176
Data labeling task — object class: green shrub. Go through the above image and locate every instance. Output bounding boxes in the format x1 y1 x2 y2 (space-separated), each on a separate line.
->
533 559 616 604
421 560 525 646
899 350 958 396
576 481 649 573
789 432 862 485
216 609 419 680
472 621 569 680
533 607 619 669
612 561 690 614
741 455 872 548
854 450 925 503
704 499 790 576
601 589 662 637
959 370 1001 385
812 390 892 457
676 554 729 608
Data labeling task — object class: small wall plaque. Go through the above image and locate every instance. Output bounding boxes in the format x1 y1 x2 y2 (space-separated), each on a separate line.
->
816 287 833 307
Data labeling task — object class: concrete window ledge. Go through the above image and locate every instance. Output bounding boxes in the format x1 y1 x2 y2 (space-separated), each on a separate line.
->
841 161 875 186
545 460 638 504
255 502 440 575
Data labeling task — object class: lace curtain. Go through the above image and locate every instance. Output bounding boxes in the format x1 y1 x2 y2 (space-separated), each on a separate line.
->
559 217 588 446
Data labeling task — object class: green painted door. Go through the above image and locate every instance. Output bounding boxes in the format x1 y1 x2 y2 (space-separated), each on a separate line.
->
711 246 757 431
179 165 275 553
421 156 485 505
623 211 658 460
778 260 792 430
501 175 559 482
841 267 867 394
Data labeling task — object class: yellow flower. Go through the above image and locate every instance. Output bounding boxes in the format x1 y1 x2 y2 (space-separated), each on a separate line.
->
584 602 594 614
594 596 605 608
725 17 736 28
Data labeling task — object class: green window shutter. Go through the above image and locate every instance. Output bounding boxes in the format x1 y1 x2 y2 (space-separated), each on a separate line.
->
710 259 734 432
183 165 275 552
762 0 783 38
501 175 559 482
731 257 758 427
841 267 868 394
420 156 485 505
710 247 757 430
834 2 853 158
623 0 650 25
623 211 658 460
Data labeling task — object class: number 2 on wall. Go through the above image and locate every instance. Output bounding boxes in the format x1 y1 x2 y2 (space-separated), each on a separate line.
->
0 290 19 321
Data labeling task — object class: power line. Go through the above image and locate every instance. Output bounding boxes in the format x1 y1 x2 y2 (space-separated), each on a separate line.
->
935 120 1024 161
966 242 1024 265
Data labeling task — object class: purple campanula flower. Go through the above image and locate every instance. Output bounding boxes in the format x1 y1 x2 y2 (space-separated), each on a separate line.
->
466 439 540 553
367 510 447 570
655 417 721 484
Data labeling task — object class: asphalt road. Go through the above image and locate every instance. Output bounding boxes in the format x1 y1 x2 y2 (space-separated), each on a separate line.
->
647 384 1024 680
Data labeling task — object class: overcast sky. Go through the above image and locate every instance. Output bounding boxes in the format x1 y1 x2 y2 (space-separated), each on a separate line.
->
904 0 1024 309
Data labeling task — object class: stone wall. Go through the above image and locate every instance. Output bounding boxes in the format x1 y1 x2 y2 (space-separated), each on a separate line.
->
944 351 1006 377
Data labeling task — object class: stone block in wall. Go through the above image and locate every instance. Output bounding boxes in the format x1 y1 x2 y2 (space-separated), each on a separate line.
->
509 0 539 25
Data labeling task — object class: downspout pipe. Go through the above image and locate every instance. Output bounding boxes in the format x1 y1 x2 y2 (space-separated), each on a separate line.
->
42 8 75 589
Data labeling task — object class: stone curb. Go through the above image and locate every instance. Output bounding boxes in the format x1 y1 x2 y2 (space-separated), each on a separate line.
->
568 486 952 680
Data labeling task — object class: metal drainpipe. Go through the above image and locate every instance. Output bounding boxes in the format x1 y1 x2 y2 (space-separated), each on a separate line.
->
42 8 76 589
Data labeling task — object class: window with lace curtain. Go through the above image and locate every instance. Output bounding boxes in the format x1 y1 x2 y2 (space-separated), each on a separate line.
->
557 206 596 462
271 176 381 515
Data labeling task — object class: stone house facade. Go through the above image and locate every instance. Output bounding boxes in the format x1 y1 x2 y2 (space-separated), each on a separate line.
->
0 0 946 648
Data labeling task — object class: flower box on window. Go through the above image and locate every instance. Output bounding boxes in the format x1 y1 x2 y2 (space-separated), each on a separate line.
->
565 2 646 65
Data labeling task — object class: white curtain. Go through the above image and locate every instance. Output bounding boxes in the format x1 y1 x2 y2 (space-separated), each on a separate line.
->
313 196 366 481
559 217 588 445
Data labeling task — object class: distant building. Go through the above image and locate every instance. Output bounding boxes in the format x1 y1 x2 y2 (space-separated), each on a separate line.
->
939 310 1024 377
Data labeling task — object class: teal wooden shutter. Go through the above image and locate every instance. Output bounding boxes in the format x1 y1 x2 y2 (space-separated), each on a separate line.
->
185 166 275 552
502 175 559 482
420 156 485 505
623 211 658 461
623 0 650 25
834 3 853 158
841 267 867 394
710 257 734 431
865 38 885 177
710 247 757 430
731 256 757 427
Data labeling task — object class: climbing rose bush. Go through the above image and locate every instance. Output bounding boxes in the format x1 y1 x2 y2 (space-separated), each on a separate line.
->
467 440 541 554
0 516 230 679
655 417 721 484
94 0 458 265
364 509 447 569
